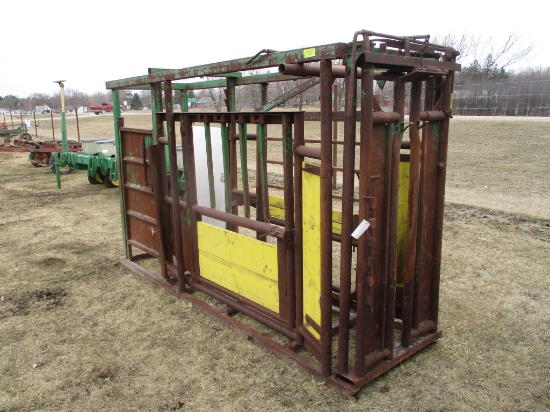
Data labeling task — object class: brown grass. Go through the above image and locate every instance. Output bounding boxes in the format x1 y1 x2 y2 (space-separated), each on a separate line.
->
0 115 549 411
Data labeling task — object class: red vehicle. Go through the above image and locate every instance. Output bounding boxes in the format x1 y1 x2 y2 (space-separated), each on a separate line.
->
90 102 122 115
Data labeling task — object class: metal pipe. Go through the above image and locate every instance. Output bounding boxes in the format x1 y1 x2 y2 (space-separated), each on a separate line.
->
402 81 422 346
355 61 375 377
279 63 386 79
385 78 404 355
294 145 321 160
319 59 334 377
165 81 187 292
293 111 305 347
332 84 339 189
192 204 285 239
430 74 454 326
282 114 296 329
336 58 359 374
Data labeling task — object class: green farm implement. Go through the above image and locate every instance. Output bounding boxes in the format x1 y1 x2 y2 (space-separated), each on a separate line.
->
62 139 119 187
0 122 32 144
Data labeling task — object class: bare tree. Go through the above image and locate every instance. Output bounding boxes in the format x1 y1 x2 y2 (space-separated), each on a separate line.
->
436 32 534 83
65 89 90 111
433 32 476 63
474 33 533 71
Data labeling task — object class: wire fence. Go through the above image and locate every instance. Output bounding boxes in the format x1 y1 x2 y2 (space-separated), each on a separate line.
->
453 80 550 117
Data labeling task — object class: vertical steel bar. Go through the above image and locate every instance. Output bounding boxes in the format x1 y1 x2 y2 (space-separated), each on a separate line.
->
385 78 404 354
402 81 422 346
282 114 296 329
355 64 374 377
181 114 200 279
293 111 305 346
337 61 357 374
150 143 172 281
204 122 216 209
151 84 164 145
221 123 232 214
239 122 250 218
227 78 238 231
256 83 269 229
256 122 269 223
332 84 339 190
415 78 436 325
111 90 129 258
165 81 186 291
430 74 454 326
319 59 334 377
182 90 189 112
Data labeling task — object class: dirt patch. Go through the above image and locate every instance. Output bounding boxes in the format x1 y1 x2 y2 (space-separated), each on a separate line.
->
0 288 67 318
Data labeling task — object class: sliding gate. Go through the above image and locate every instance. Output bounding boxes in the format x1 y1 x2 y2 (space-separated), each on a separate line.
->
118 112 327 358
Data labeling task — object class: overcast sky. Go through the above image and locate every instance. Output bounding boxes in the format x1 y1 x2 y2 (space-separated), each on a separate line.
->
2 0 545 98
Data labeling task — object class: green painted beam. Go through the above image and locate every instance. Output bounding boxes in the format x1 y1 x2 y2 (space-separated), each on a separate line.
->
106 43 348 89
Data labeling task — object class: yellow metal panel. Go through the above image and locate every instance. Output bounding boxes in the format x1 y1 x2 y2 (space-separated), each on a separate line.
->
269 195 342 235
197 222 279 313
268 196 286 220
397 161 410 286
331 209 342 236
302 168 322 340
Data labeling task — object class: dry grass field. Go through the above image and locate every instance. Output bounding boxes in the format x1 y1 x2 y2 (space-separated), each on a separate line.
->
0 113 549 411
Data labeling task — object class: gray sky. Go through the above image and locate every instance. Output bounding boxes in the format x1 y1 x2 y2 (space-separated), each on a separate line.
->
2 0 545 98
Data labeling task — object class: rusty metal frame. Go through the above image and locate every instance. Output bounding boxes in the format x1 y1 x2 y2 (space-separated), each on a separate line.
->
106 30 460 398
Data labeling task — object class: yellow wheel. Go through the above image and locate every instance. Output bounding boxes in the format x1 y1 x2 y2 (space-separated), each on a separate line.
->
104 171 119 188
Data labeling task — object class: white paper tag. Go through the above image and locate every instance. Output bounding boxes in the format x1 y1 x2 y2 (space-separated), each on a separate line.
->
351 219 370 239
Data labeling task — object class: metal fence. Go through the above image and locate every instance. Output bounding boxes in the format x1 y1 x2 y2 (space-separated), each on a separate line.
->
452 80 550 117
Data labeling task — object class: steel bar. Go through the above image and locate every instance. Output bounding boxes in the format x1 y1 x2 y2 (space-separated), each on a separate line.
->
164 82 187 289
204 122 216 209
181 116 201 279
294 145 321 160
430 74 454 326
332 84 339 189
319 59 334 377
282 114 296 329
401 81 422 346
386 78 404 355
191 204 285 239
354 62 375 377
257 122 269 223
238 122 250 217
336 56 359 374
293 111 305 347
